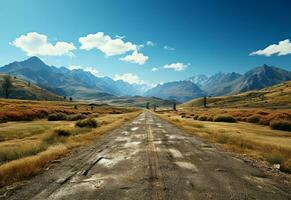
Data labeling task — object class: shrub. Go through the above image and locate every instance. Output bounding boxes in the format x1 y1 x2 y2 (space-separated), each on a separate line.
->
281 159 291 173
256 111 269 116
193 115 199 120
213 115 236 123
247 115 261 124
66 114 87 121
197 115 208 121
54 128 72 137
76 118 98 128
273 113 291 121
265 152 285 164
47 113 67 121
270 120 291 132
207 115 214 121
0 145 46 164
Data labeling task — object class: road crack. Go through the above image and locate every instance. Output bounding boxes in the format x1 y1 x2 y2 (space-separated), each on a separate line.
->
145 113 165 200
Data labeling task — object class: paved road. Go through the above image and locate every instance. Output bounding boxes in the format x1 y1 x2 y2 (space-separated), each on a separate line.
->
4 111 291 199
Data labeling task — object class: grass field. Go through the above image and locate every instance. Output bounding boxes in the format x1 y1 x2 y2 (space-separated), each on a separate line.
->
154 109 291 173
0 98 141 187
182 80 291 109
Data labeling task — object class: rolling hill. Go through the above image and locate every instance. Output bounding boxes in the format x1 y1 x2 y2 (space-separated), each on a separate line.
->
181 80 291 108
0 74 62 101
0 57 147 99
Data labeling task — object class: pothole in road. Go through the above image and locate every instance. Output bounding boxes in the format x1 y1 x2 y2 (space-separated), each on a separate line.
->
175 161 198 172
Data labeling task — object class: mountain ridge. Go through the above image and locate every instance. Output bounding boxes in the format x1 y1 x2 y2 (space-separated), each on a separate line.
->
0 57 147 99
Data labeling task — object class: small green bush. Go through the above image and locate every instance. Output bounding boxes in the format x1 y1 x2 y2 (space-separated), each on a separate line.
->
54 128 72 137
207 115 214 121
246 115 261 124
47 113 67 121
197 115 208 121
193 115 199 120
281 159 291 173
213 115 236 123
270 120 291 132
265 152 285 164
76 118 98 128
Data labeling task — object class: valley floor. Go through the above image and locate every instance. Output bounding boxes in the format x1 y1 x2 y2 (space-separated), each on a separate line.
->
1 111 290 199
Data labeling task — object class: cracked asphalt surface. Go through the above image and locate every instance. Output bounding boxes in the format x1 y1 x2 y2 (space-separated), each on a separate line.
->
3 111 291 199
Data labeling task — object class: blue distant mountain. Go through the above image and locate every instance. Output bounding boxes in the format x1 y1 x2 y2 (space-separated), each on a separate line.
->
0 57 146 100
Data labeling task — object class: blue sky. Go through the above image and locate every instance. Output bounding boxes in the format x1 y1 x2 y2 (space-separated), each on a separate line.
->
1 0 291 85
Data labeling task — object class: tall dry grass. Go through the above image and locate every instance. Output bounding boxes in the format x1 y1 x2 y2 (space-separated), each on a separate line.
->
155 112 291 173
0 110 141 187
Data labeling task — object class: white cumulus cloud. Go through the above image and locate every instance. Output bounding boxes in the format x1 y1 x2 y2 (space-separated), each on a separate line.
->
120 51 149 65
163 62 189 71
11 32 76 57
164 45 175 51
250 39 291 56
79 32 137 56
114 73 145 84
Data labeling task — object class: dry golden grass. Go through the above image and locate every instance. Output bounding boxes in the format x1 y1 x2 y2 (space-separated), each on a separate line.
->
0 107 142 187
0 145 66 186
154 111 291 173
181 80 291 109
0 98 137 122
164 107 291 131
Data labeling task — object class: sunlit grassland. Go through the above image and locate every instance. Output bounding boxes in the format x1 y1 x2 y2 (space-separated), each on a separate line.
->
154 111 291 173
0 111 141 186
0 98 141 187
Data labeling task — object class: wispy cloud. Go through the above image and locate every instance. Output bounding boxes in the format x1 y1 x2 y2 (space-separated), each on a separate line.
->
146 41 155 46
115 35 125 39
11 32 76 57
163 62 189 71
250 39 291 56
164 45 175 51
151 67 159 72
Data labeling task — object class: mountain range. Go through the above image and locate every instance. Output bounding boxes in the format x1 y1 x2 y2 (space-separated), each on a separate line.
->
187 65 291 97
144 81 205 102
0 57 290 103
0 57 146 100
146 65 291 102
